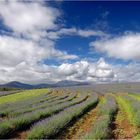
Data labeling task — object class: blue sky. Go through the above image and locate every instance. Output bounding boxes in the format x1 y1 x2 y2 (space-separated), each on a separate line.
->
0 1 140 84
50 1 140 64
60 1 140 32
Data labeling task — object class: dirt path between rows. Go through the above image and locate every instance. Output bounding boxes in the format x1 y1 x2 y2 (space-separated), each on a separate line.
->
0 116 7 122
57 96 102 139
10 94 88 140
10 130 29 140
112 96 137 139
0 117 3 122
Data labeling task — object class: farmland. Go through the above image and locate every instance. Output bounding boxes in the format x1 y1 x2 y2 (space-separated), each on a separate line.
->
0 85 140 139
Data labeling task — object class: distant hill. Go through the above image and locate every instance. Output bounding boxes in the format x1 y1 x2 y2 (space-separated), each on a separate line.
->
0 81 34 89
0 80 89 89
1 81 140 93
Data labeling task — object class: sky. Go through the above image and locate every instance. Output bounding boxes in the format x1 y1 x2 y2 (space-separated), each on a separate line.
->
0 1 140 84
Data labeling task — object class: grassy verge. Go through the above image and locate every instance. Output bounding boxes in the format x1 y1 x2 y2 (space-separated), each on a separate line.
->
134 134 140 140
115 95 140 139
115 96 135 124
114 95 138 138
129 93 140 101
117 95 140 126
0 88 49 104
0 92 54 117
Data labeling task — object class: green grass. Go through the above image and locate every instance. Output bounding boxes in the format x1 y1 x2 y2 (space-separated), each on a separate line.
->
0 88 49 104
134 134 140 140
115 96 135 124
115 95 140 127
129 93 140 101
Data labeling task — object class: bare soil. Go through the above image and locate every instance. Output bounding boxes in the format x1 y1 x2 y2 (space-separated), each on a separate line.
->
10 130 29 140
57 96 102 139
112 101 137 139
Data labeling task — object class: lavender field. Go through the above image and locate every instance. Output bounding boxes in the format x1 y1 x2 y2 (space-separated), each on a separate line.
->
0 85 140 139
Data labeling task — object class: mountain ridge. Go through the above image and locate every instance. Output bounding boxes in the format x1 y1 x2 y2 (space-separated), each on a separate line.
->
0 80 89 89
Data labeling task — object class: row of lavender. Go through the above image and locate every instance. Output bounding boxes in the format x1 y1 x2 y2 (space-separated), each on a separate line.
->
82 95 118 139
27 93 99 139
0 89 89 138
0 92 76 117
0 88 78 117
0 90 22 97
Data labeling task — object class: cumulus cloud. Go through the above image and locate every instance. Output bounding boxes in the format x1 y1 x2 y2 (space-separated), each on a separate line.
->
0 36 78 68
88 58 115 82
0 1 79 84
0 1 138 84
0 57 116 84
56 58 115 83
0 0 79 85
0 1 59 36
0 1 106 41
90 32 140 60
113 63 140 82
0 1 78 61
0 49 139 84
58 61 89 80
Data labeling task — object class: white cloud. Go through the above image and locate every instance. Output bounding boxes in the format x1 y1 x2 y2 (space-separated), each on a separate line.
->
58 61 89 77
90 32 140 60
46 27 106 40
77 29 106 37
0 36 48 67
0 1 139 84
0 35 78 68
56 28 106 37
0 1 79 84
88 58 115 82
0 1 78 63
113 63 140 82
0 57 116 84
1 52 140 84
0 1 106 41
56 58 115 83
0 1 60 35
